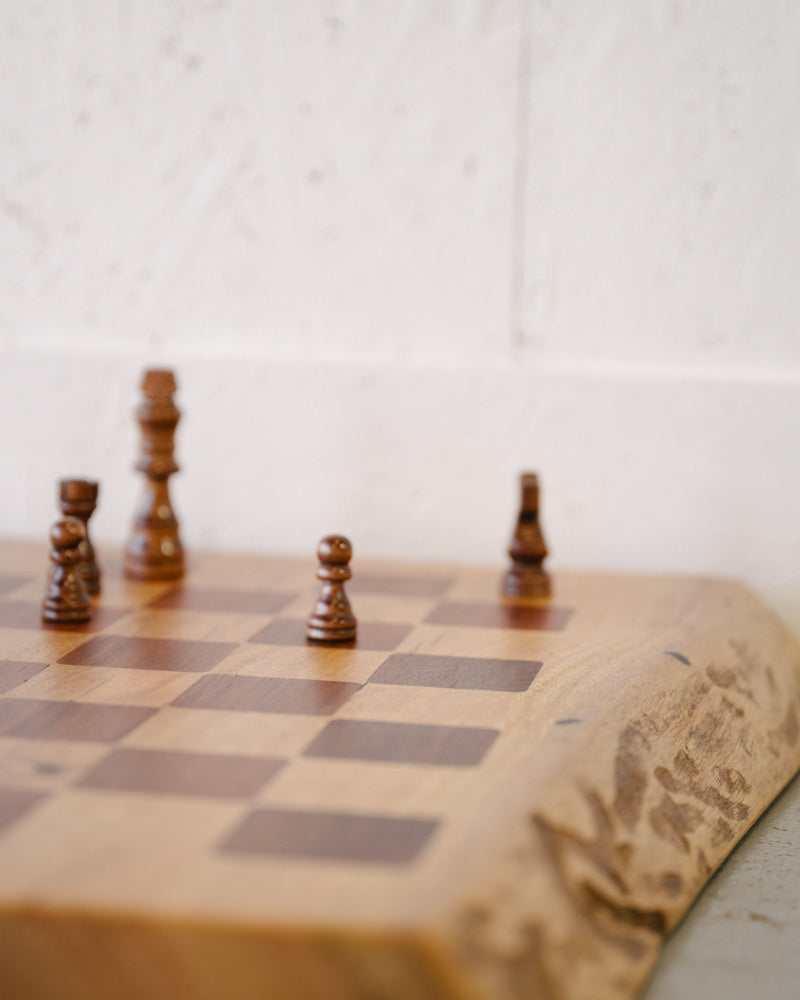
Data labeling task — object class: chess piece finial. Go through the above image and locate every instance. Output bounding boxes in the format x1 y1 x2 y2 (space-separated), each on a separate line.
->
306 535 357 643
124 368 184 581
59 479 100 595
502 472 551 598
42 518 92 624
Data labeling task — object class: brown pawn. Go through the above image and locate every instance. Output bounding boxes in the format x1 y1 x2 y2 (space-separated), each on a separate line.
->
306 535 357 643
42 518 92 625
502 472 551 598
124 368 184 581
59 479 100 595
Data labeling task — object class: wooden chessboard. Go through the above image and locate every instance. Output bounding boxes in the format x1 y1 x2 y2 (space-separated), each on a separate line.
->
0 540 798 1000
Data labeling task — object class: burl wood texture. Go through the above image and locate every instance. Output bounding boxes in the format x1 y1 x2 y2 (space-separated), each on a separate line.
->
0 541 798 1000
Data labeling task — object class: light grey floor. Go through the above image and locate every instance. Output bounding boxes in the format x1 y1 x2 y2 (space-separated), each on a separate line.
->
642 769 800 999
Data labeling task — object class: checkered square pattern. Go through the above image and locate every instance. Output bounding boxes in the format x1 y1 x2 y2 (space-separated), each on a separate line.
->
78 748 285 798
0 786 48 833
248 618 414 651
2 539 785 1000
0 660 47 696
0 558 567 869
0 601 130 633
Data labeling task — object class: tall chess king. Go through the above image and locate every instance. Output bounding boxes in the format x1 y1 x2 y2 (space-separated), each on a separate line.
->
124 368 184 580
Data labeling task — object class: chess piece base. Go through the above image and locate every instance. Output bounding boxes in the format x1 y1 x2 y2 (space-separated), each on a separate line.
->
502 567 551 599
124 529 184 581
42 602 91 625
306 619 357 643
124 554 184 581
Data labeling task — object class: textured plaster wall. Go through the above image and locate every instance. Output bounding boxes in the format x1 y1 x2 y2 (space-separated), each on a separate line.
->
0 1 798 637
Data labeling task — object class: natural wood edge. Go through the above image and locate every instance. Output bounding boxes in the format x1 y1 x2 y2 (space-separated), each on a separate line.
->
442 584 800 1000
0 904 487 1000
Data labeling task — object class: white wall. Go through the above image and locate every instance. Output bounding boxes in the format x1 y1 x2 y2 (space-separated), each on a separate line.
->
1 1 798 635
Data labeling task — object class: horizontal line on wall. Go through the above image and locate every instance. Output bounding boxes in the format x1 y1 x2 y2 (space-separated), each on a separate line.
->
4 337 799 390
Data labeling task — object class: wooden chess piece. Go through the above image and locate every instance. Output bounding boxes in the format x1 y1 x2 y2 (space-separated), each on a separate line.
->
124 369 184 581
306 535 357 642
59 479 100 596
502 472 551 598
42 518 92 624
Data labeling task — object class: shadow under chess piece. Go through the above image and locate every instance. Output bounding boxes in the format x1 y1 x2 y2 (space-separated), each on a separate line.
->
42 518 92 625
502 472 551 599
124 368 184 581
59 478 100 596
306 535 357 643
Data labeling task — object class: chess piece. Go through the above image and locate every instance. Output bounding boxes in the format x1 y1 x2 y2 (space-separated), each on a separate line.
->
42 518 92 624
59 479 101 596
502 472 551 598
124 369 184 581
306 535 357 642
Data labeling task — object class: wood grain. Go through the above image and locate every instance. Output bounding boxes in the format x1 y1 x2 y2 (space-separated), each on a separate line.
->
173 674 362 716
58 635 237 672
425 601 572 631
0 540 797 1000
250 618 414 650
221 807 439 865
77 748 285 798
369 653 541 692
0 601 129 633
148 587 296 615
0 660 47 695
0 698 156 742
303 719 500 767
0 787 48 833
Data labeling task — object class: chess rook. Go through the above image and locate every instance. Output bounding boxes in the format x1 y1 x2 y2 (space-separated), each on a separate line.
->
42 517 92 624
59 478 100 595
502 471 551 598
124 369 184 581
306 535 357 643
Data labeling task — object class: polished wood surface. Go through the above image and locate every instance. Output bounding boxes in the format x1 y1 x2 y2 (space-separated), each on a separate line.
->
0 539 798 1000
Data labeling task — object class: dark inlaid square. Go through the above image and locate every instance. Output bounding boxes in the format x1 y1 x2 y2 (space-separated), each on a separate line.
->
77 748 285 798
173 674 361 716
220 807 438 865
303 719 499 767
249 618 413 652
58 636 237 672
348 574 455 598
0 575 32 598
425 601 573 631
0 660 48 696
147 587 296 615
0 602 129 633
0 699 155 743
369 653 541 692
0 786 48 834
